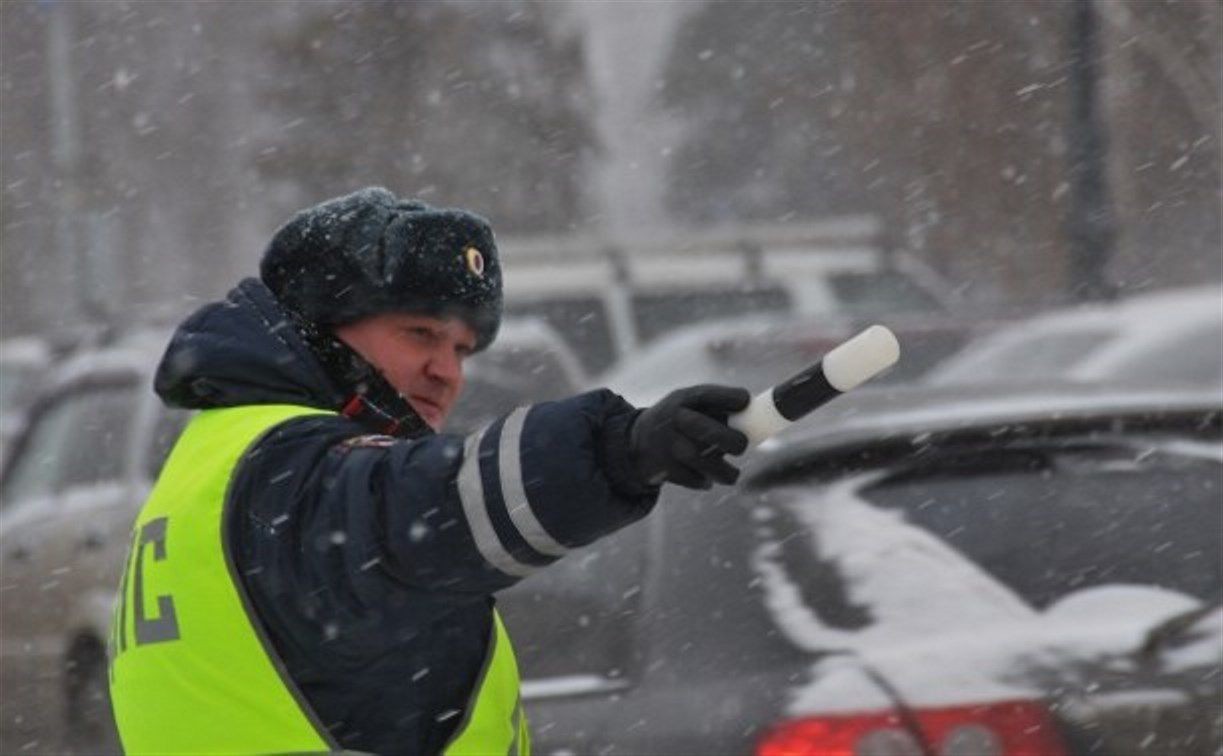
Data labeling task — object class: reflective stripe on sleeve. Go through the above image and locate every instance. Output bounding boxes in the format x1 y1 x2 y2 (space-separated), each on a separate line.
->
456 427 535 578
499 407 567 558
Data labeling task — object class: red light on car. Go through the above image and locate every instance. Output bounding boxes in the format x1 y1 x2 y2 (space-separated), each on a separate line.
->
919 701 1069 756
757 711 918 756
757 700 1069 756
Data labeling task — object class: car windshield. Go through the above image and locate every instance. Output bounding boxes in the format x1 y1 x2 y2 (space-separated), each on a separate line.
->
929 326 1116 385
630 285 792 345
827 270 944 316
1082 319 1223 384
760 437 1223 635
2 384 137 507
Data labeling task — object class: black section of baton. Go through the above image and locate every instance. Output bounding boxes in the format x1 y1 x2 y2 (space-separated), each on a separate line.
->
772 360 841 421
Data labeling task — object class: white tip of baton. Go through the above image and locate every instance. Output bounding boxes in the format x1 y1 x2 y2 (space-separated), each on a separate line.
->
822 325 900 392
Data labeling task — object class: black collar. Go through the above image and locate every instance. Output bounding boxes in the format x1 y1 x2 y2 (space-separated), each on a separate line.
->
289 310 433 439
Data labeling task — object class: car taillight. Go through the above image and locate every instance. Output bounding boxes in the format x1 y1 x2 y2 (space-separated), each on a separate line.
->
757 700 1069 756
757 710 922 756
916 701 1068 756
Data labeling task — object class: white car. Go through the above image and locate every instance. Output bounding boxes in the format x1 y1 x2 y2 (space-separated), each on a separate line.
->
926 285 1223 387
0 328 178 755
501 219 956 375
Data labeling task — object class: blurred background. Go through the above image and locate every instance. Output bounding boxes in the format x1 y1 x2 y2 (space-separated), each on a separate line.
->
1 2 1221 754
2 0 1219 338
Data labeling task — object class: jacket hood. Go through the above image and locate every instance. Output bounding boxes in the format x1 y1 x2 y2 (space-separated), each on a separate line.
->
154 278 344 410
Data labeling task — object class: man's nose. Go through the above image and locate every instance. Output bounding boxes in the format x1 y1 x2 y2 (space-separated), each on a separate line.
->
426 347 463 385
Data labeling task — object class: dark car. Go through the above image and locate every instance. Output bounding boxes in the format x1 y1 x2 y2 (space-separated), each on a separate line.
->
497 383 1222 755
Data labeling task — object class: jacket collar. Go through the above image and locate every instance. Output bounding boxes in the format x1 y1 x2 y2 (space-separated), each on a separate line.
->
153 278 431 439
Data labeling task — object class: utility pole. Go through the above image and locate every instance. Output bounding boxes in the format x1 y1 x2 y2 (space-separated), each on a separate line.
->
1064 0 1120 303
46 0 90 326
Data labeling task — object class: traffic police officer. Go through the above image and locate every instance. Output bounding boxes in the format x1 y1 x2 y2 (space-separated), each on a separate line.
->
108 188 749 754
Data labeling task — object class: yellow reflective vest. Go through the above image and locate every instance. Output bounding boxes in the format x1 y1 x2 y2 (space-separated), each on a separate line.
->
109 404 529 755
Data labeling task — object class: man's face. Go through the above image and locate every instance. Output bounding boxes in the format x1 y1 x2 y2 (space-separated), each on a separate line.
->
334 312 478 430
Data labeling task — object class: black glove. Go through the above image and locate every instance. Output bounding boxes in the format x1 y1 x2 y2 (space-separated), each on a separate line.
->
629 384 751 490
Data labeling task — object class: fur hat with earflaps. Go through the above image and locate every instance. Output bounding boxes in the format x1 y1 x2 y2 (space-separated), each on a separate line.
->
260 187 503 437
260 187 503 352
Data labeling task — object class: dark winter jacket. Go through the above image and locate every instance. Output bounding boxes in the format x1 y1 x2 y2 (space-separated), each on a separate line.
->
152 278 658 755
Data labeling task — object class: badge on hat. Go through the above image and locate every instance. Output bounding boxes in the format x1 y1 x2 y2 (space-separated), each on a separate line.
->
464 246 485 277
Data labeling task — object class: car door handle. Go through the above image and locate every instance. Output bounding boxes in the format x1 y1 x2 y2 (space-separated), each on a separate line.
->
79 532 105 551
8 545 30 562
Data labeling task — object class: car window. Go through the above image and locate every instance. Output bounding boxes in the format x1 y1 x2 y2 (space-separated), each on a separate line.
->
1088 320 1223 384
2 394 77 506
2 383 137 506
0 362 44 415
631 285 791 345
931 327 1114 385
506 297 617 375
57 385 139 490
854 443 1221 609
497 519 647 681
827 270 943 315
